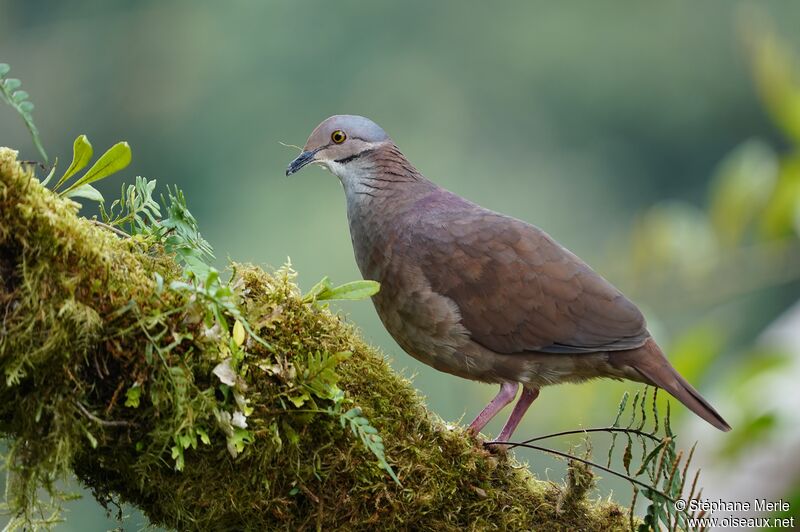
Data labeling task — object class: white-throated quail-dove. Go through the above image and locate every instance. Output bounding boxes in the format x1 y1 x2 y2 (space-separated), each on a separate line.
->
286 115 731 442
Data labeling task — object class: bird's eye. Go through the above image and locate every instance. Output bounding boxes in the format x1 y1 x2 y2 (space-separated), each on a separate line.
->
331 130 347 144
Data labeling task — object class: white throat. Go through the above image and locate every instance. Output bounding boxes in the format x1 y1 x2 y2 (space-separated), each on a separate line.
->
318 145 382 199
328 158 376 198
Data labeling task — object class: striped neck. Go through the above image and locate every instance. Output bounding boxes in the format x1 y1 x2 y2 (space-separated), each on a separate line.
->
335 144 426 202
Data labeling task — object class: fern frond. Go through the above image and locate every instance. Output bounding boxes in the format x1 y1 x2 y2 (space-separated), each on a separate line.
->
0 63 48 162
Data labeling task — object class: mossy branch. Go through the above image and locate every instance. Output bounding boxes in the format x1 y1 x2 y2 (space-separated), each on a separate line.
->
0 147 629 531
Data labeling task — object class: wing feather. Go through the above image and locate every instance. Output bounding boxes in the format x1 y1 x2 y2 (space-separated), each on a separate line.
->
409 194 648 355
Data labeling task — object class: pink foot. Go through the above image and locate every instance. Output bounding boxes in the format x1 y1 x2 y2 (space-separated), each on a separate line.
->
496 387 540 443
467 382 518 435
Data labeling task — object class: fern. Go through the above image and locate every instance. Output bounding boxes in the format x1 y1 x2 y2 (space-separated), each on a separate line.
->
100 176 161 232
340 406 400 485
156 185 215 275
98 176 214 282
295 291 398 485
497 387 705 531
0 62 48 162
283 347 400 485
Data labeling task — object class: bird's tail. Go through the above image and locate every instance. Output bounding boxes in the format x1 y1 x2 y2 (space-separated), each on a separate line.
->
620 339 731 432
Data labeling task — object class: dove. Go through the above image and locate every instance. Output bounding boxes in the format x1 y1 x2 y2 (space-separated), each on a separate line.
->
286 115 730 441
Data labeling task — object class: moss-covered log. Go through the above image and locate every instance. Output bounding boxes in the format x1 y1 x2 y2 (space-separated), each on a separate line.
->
0 147 628 530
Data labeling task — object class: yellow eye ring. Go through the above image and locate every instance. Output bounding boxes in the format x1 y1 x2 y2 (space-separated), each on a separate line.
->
331 130 347 144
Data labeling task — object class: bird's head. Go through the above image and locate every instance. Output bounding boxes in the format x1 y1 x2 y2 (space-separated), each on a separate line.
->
285 115 390 179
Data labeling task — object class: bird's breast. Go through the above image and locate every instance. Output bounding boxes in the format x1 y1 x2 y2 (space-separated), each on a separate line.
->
347 212 476 377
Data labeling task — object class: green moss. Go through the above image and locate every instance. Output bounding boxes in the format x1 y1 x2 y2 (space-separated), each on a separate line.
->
0 147 630 530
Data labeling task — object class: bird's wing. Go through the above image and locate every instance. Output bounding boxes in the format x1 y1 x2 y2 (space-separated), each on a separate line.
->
410 196 648 355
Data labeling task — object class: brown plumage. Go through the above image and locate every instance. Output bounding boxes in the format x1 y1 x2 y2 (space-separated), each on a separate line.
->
287 115 731 440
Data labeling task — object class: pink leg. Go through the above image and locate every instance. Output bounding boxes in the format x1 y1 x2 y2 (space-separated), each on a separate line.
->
467 382 518 435
497 387 540 443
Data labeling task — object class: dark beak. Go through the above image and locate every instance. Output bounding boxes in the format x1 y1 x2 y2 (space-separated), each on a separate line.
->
286 149 318 176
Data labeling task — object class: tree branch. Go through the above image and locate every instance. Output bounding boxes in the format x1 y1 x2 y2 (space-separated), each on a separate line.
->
0 148 629 531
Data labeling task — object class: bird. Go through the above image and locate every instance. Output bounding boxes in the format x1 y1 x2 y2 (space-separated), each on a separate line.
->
286 115 731 442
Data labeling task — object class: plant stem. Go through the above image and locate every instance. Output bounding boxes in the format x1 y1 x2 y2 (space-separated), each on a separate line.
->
90 219 130 239
508 426 663 447
488 440 677 503
74 400 135 427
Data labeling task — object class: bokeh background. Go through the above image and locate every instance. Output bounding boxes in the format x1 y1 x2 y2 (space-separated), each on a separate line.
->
3 1 800 529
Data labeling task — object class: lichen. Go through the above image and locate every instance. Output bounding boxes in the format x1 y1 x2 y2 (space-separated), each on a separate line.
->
0 147 630 530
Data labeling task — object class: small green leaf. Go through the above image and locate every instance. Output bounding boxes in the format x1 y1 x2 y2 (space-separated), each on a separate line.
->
612 391 629 428
64 183 104 203
622 437 633 474
635 439 668 477
3 78 21 91
171 445 185 471
197 427 210 445
319 280 380 301
289 392 310 408
12 90 28 102
179 433 194 449
84 428 98 449
304 278 380 303
62 141 131 195
0 64 9 76
302 276 332 302
124 384 142 408
55 135 94 190
18 100 33 113
228 428 253 456
233 319 246 346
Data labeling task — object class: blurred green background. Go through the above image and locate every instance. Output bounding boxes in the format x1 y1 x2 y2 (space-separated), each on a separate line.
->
3 1 800 529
